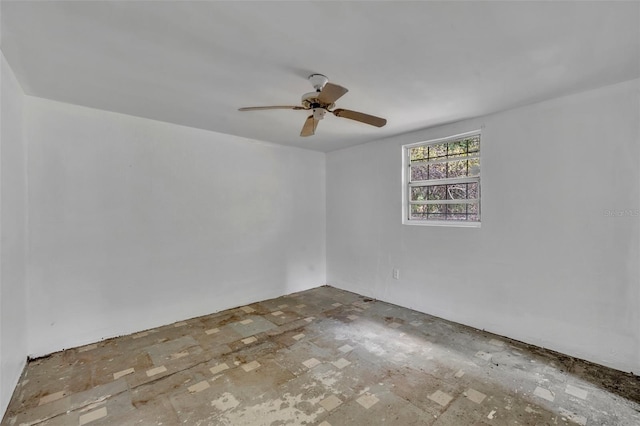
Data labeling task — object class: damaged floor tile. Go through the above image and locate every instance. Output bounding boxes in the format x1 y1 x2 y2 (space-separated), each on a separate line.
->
38 391 65 406
4 286 639 426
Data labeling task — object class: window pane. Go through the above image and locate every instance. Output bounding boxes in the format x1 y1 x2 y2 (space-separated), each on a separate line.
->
427 213 447 220
410 201 479 221
468 182 479 199
410 164 429 181
446 204 468 214
446 184 468 200
410 187 428 201
428 143 447 158
468 158 480 176
428 185 446 200
468 137 480 153
447 160 468 178
428 163 446 179
448 140 467 155
410 185 450 201
410 146 427 161
427 204 446 214
410 204 428 220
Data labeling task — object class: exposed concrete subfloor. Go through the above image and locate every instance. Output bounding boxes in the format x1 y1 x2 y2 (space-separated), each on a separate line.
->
3 286 639 425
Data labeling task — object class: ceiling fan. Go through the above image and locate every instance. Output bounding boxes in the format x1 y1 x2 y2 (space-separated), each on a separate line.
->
238 74 387 137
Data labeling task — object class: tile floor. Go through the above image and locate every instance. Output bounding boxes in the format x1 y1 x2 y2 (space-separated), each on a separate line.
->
3 286 639 425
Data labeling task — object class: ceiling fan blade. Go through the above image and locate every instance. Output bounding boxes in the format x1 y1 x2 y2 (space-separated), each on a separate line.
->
332 108 387 127
317 83 348 104
238 106 306 111
300 115 319 137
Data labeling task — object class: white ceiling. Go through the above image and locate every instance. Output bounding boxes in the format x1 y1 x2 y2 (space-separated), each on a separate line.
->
2 1 638 152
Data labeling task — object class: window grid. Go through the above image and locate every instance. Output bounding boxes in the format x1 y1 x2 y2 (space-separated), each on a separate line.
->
405 133 480 224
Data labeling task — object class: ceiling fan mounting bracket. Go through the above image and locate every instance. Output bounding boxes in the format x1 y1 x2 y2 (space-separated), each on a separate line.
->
308 73 329 92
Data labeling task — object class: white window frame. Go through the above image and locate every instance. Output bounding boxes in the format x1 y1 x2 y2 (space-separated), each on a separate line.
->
402 130 481 227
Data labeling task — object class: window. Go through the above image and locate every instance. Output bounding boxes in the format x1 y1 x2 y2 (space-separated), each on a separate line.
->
403 131 480 226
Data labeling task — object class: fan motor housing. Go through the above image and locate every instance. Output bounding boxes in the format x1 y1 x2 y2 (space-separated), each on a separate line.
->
301 92 334 110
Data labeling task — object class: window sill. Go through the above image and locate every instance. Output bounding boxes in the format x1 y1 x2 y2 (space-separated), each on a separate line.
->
403 220 481 228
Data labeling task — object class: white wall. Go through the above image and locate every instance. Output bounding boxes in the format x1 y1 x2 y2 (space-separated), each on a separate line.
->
0 53 28 416
25 97 326 357
327 79 640 373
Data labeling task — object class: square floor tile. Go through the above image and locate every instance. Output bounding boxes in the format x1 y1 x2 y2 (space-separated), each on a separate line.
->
534 386 555 402
465 388 486 404
241 361 261 372
565 384 588 400
210 363 230 375
38 391 65 405
356 393 379 409
302 358 321 369
320 395 342 411
332 358 351 369
113 368 135 380
338 344 354 353
146 366 167 377
79 407 107 425
188 380 210 393
428 390 453 406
